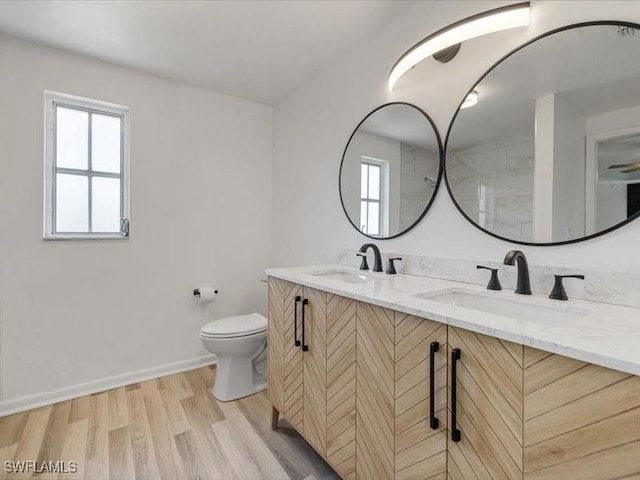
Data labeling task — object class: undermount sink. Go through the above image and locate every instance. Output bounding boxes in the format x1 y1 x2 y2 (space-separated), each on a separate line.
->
312 270 373 285
416 288 588 324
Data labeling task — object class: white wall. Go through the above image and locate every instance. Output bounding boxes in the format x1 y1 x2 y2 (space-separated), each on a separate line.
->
272 0 640 272
551 94 586 242
0 37 272 405
597 184 627 231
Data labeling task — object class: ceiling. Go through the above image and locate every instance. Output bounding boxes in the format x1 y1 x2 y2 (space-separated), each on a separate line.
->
0 0 415 105
448 24 640 150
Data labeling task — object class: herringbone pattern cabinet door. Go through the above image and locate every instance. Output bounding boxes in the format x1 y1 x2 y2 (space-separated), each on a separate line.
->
523 348 640 480
326 294 357 480
395 313 447 480
448 326 524 480
303 287 328 456
356 302 397 480
283 281 304 431
267 278 285 412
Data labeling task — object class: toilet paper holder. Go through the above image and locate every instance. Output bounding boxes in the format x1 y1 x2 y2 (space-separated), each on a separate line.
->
193 288 219 296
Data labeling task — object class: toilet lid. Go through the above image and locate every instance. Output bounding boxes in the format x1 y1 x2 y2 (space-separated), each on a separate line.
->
200 313 267 338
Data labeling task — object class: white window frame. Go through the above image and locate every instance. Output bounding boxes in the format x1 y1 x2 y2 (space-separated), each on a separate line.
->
361 156 390 237
44 91 130 240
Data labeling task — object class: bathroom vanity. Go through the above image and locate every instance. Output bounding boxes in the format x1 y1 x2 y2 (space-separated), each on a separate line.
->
265 266 640 480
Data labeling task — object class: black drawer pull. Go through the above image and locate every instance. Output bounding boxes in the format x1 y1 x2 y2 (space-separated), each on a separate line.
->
451 348 461 442
429 341 440 430
294 295 301 347
301 298 309 352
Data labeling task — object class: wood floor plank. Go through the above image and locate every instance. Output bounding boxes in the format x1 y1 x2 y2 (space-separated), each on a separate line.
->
0 412 28 448
0 444 18 480
180 392 225 430
180 397 237 480
84 392 109 480
10 406 52 480
68 397 90 424
141 381 185 479
58 419 88 479
107 388 129 431
173 430 214 480
158 373 193 399
211 419 263 479
216 401 291 479
183 368 208 393
126 389 160 480
35 400 72 478
108 426 134 480
158 387 190 436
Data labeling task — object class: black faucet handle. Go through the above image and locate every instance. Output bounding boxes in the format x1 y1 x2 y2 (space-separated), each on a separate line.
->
356 252 369 271
549 274 585 301
386 257 402 275
476 265 502 291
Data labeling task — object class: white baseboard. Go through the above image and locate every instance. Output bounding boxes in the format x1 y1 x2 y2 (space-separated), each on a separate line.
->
0 354 217 417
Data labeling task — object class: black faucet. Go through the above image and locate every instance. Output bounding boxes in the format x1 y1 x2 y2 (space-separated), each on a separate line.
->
386 257 402 275
549 274 585 301
503 250 532 295
476 265 502 290
357 243 383 272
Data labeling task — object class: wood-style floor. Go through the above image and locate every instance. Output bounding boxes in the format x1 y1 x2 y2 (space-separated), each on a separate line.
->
0 366 337 480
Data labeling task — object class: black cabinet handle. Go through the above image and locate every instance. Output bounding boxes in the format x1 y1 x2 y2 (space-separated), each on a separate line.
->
451 348 461 442
294 295 301 347
301 298 309 352
429 341 440 429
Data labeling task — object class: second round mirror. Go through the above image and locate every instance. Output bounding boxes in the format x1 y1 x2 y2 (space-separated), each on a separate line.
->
446 22 640 245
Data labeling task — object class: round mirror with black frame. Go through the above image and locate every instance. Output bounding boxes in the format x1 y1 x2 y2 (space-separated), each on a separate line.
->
445 21 640 246
340 102 443 239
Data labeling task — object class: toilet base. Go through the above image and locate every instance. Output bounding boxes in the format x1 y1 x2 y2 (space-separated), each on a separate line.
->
212 356 267 402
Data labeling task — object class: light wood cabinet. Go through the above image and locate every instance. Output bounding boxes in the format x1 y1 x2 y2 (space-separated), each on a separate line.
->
395 309 448 480
282 280 303 431
447 326 524 480
523 348 640 480
268 279 327 455
356 301 447 480
267 278 640 480
326 293 357 479
267 277 286 413
268 283 359 478
302 287 328 455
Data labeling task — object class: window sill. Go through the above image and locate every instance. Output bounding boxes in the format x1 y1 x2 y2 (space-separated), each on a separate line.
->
43 234 129 241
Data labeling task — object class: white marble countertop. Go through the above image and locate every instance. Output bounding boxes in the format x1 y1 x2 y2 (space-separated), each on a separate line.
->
266 265 640 376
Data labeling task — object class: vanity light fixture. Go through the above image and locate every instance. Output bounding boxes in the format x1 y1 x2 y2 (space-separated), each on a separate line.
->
388 2 530 91
461 90 478 109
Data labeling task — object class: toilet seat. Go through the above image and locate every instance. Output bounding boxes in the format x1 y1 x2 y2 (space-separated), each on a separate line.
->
200 313 267 339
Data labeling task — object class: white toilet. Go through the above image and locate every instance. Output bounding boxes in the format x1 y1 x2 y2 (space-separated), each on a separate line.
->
199 313 268 401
